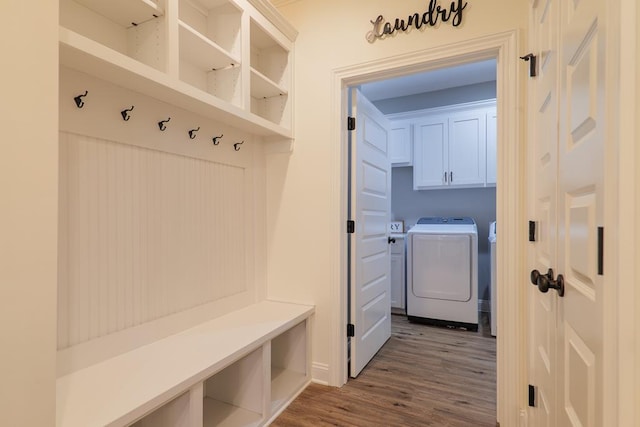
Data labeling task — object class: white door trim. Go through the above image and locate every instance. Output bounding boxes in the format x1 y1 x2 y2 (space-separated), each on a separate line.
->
329 30 527 425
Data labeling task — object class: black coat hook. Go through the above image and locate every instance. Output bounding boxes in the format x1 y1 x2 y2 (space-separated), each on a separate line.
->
74 91 88 108
188 127 200 139
212 134 223 145
233 140 245 151
158 117 171 131
121 106 134 121
520 53 537 77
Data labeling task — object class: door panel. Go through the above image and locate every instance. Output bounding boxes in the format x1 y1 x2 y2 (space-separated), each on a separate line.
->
529 0 606 423
413 118 447 188
350 88 391 378
448 112 486 186
557 0 604 422
411 234 472 301
529 0 559 425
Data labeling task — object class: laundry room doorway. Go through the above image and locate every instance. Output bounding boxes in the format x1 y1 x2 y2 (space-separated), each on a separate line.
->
332 31 526 424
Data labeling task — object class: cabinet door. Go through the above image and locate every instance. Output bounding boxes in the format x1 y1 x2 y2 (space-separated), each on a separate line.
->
389 122 412 166
413 117 448 189
448 110 486 187
486 110 497 186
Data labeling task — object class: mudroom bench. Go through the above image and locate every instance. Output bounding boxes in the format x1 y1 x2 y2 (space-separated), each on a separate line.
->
56 301 314 427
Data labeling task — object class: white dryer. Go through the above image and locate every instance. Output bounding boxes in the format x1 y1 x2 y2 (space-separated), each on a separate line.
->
407 217 478 330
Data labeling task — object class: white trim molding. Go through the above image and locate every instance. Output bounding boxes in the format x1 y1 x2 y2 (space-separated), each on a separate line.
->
311 362 330 386
329 30 526 426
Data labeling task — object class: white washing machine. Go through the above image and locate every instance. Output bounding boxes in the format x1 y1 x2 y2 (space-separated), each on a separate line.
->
489 221 497 336
407 217 478 330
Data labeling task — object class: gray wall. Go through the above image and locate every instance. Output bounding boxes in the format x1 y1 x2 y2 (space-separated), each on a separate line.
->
374 81 496 115
392 166 496 303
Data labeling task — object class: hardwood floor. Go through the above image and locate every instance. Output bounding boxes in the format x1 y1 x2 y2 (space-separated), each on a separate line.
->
273 314 496 427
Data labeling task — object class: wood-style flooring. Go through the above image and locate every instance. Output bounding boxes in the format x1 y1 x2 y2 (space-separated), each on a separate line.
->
273 314 496 427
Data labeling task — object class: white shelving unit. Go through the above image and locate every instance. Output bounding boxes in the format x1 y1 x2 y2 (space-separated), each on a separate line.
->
74 0 162 27
56 301 313 427
59 0 296 140
61 0 166 72
131 392 192 427
178 0 243 106
270 321 307 413
203 348 263 427
249 18 291 129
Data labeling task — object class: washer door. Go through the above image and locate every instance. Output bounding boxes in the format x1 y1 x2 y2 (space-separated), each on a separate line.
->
411 234 472 302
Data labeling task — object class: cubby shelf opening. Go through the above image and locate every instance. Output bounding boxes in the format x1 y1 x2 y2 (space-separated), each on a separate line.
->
61 0 166 72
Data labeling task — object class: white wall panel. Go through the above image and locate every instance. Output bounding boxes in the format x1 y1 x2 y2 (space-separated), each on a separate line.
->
58 132 247 349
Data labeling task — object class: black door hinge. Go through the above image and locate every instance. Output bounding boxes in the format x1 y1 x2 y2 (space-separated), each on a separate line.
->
528 384 536 407
348 116 356 131
598 227 604 275
529 221 536 242
347 220 355 234
347 323 355 337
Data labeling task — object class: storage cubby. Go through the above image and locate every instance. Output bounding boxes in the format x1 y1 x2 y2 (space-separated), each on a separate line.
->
249 19 290 127
60 0 166 72
178 0 243 105
270 320 307 413
130 391 191 427
203 348 264 427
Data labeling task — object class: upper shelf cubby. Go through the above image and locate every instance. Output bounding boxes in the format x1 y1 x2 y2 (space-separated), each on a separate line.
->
178 0 242 106
60 0 166 72
73 0 163 27
250 19 289 92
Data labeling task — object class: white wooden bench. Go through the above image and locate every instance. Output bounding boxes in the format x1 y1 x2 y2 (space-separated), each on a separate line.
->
56 300 314 427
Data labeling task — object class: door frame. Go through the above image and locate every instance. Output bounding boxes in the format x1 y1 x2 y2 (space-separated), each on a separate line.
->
329 30 526 424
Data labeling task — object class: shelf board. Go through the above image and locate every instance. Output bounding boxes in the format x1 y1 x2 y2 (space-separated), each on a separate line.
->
59 26 292 139
179 20 240 71
271 367 306 412
250 68 287 99
203 398 262 427
74 0 163 27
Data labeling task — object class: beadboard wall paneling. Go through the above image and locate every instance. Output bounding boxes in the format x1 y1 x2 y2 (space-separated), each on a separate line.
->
58 132 247 350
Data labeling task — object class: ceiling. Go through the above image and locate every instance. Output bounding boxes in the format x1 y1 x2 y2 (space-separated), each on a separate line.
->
359 59 497 102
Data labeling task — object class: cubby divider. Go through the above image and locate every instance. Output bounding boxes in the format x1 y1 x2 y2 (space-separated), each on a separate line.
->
270 321 308 413
203 347 264 427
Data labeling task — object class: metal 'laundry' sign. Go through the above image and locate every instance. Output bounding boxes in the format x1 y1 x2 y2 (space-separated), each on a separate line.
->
366 0 468 43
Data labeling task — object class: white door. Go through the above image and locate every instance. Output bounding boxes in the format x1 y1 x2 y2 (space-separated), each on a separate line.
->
529 0 560 422
349 88 391 378
413 116 448 189
448 110 486 187
528 0 608 424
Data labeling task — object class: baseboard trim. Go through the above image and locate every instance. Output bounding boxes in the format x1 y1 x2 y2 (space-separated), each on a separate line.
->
311 362 330 385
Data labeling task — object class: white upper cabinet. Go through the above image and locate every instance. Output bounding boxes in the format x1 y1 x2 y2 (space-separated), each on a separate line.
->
413 116 448 188
389 121 412 166
391 100 495 190
447 109 487 187
59 0 296 139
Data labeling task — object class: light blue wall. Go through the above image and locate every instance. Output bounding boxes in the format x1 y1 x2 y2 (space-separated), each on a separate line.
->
374 81 497 114
392 167 496 304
